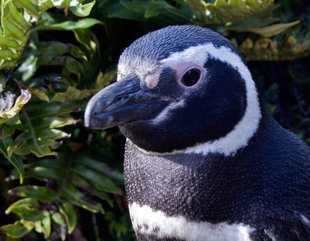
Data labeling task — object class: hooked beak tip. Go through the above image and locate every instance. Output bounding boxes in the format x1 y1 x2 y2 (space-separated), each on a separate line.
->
84 97 96 128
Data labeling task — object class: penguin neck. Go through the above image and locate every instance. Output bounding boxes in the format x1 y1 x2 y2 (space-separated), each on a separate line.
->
124 105 263 158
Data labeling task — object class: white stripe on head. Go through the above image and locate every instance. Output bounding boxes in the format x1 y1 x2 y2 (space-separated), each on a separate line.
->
151 99 186 124
137 43 261 156
129 202 254 241
117 52 163 89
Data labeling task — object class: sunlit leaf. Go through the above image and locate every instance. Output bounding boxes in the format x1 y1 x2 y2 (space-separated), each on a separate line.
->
27 88 50 102
51 212 66 227
7 205 42 221
239 20 300 37
0 89 31 125
1 221 34 238
52 86 93 102
38 0 54 11
5 198 38 214
69 1 96 17
60 203 77 234
13 0 40 18
37 18 103 31
205 0 275 24
41 211 52 237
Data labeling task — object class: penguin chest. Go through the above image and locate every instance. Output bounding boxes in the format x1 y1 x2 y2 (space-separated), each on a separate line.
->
124 142 255 241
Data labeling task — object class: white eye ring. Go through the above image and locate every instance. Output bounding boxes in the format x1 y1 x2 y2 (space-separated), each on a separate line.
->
179 66 204 88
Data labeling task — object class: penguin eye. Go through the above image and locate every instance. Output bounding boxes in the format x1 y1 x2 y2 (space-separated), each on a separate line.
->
180 68 202 87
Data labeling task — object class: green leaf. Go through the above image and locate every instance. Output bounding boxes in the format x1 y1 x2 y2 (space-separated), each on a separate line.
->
70 44 87 60
5 115 21 126
51 212 66 227
37 18 103 31
0 48 19 58
24 101 77 118
0 35 20 49
10 103 75 158
9 185 57 202
70 173 114 206
1 124 16 139
72 164 122 194
35 41 70 67
64 56 84 76
5 1 30 30
73 28 95 52
51 213 66 240
60 203 77 233
13 45 38 81
69 1 96 17
14 139 58 157
41 211 52 237
26 166 65 180
240 20 300 37
105 1 145 20
0 138 24 183
5 198 38 214
52 86 93 102
7 205 42 221
205 0 275 24
93 190 114 207
38 0 54 11
1 221 34 238
144 4 163 18
2 18 27 41
50 0 66 8
75 155 123 184
27 88 50 102
0 0 98 70
13 0 40 18
62 183 104 213
121 0 151 13
27 157 66 169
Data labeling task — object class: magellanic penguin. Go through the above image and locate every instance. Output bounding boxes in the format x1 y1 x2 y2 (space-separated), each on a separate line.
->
84 25 310 241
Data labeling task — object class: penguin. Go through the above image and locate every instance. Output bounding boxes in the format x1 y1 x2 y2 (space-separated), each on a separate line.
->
84 25 310 241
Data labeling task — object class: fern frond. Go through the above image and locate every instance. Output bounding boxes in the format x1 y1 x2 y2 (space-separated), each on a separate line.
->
0 0 96 70
4 153 122 239
204 0 275 24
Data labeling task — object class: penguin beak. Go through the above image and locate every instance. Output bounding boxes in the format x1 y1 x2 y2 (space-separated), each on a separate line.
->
84 77 169 130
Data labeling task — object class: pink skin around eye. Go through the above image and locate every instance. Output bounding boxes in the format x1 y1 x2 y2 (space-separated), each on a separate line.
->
175 63 205 89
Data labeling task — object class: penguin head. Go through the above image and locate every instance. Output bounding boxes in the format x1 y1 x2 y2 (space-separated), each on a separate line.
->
85 25 261 155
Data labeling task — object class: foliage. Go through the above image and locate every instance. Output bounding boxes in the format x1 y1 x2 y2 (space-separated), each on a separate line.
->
0 0 96 69
0 0 309 240
0 0 125 240
99 0 310 60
